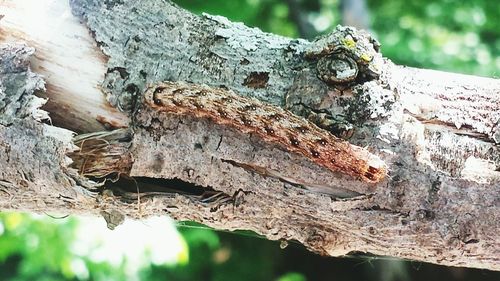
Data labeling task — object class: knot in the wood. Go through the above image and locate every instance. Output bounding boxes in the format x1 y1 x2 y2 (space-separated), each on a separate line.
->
304 25 383 85
316 52 358 84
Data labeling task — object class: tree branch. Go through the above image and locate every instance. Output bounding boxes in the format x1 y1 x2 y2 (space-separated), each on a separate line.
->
0 0 498 270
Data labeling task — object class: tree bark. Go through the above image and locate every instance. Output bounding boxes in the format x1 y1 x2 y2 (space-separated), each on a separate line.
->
0 0 499 271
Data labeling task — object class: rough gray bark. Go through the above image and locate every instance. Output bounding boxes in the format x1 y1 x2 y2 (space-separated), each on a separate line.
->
1 0 499 271
0 43 96 213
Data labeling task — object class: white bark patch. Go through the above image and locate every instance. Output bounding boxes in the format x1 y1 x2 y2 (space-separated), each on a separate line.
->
461 157 500 184
400 117 435 169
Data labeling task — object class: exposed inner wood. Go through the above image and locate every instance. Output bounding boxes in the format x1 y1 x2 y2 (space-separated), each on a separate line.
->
0 0 129 133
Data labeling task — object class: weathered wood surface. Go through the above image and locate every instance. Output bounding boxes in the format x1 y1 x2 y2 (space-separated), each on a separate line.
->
0 0 498 270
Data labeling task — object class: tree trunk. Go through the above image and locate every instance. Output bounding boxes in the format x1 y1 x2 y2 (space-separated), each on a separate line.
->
0 0 498 271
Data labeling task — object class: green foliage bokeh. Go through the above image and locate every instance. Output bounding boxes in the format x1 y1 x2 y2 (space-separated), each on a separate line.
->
369 0 499 77
0 213 128 281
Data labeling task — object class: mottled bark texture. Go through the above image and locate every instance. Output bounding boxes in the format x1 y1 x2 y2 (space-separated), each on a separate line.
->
0 0 499 271
0 43 97 213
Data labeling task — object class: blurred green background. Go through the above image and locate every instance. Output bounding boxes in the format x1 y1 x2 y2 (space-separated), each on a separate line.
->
1 0 499 280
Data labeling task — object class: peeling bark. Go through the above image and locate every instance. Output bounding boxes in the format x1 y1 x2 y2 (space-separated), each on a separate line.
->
0 0 499 271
